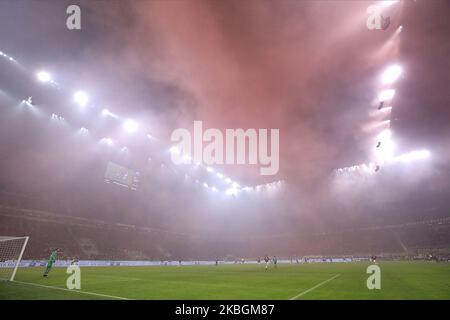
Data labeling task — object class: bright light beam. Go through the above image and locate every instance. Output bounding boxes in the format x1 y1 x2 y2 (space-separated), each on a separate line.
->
123 119 138 133
394 150 431 163
74 91 89 107
37 71 52 83
377 129 392 142
378 89 395 102
381 65 402 85
381 0 399 7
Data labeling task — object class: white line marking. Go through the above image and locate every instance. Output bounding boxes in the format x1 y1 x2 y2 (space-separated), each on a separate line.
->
12 280 131 300
289 274 341 300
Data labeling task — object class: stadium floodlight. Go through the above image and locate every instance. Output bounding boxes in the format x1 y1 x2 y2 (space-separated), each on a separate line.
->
211 186 218 192
381 65 402 85
102 108 118 118
37 71 52 83
363 162 377 173
22 96 33 107
51 113 64 121
74 91 89 107
123 119 138 133
378 89 395 102
78 127 89 135
380 106 392 113
225 188 238 196
203 183 209 188
101 137 113 146
206 167 214 173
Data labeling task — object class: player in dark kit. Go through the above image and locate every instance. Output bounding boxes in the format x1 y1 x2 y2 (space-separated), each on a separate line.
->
264 255 270 269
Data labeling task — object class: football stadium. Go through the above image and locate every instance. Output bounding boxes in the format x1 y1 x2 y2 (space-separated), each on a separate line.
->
0 0 450 305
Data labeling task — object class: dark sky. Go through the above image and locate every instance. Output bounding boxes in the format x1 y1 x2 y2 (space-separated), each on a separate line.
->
0 0 449 237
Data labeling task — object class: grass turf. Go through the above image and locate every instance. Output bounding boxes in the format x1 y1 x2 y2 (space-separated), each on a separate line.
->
0 262 449 300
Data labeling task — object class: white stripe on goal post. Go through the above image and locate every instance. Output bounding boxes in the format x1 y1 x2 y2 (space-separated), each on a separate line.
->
10 236 29 281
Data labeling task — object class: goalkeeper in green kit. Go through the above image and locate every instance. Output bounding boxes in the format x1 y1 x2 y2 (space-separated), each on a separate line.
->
43 248 59 277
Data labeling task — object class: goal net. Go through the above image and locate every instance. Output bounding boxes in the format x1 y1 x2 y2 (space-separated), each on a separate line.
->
0 236 29 281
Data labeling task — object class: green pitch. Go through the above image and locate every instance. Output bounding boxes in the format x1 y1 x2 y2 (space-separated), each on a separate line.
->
0 262 449 300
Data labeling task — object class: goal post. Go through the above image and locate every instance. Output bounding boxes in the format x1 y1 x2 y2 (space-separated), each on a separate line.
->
0 236 29 281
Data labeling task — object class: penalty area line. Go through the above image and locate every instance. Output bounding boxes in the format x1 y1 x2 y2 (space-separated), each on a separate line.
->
289 274 341 300
12 280 131 300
